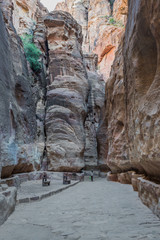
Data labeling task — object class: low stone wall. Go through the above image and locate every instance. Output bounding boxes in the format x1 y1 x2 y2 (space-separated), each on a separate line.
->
0 185 17 225
0 171 83 188
107 171 160 218
137 178 160 219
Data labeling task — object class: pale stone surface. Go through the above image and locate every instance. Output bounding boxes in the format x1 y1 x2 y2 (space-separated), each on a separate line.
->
0 179 160 239
17 179 78 202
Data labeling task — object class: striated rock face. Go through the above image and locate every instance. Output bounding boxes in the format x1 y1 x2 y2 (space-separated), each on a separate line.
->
56 0 127 81
0 0 48 36
0 0 105 177
44 11 87 171
123 0 160 177
83 54 105 169
94 25 124 81
97 40 129 172
12 0 48 35
44 11 105 171
92 0 128 81
0 4 42 178
101 0 160 180
56 0 90 53
113 0 128 22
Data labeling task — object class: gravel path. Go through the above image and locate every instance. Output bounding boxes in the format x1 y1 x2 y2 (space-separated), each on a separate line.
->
0 178 160 240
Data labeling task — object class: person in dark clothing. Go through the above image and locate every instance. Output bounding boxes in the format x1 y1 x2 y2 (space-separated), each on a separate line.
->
91 170 93 182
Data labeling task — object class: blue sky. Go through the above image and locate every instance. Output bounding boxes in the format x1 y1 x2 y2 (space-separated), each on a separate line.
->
40 0 64 11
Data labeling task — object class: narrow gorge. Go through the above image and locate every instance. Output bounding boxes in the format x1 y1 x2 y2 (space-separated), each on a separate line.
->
0 0 160 231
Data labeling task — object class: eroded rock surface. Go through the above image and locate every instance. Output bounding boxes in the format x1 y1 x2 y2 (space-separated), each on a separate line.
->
13 0 48 35
123 0 160 178
43 11 105 171
83 54 105 169
44 11 102 171
0 6 41 178
56 0 128 80
97 40 129 172
100 0 160 180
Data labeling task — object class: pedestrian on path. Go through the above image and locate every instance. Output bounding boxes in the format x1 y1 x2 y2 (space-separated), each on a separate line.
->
90 170 93 182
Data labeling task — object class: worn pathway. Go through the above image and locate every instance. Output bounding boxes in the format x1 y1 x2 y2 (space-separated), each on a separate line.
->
0 178 160 240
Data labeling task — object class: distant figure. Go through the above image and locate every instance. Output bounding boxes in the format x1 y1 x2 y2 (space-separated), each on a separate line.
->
63 173 71 184
91 170 94 182
80 171 85 181
42 172 50 186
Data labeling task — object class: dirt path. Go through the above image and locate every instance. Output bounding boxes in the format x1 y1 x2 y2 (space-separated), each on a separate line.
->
0 178 160 240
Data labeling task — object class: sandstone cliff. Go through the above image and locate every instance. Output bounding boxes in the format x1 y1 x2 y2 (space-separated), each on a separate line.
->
0 3 39 178
0 1 105 177
56 0 128 81
100 0 160 181
44 11 105 171
13 0 48 35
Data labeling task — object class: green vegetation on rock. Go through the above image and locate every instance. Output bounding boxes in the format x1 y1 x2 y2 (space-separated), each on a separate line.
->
101 15 124 28
21 34 42 73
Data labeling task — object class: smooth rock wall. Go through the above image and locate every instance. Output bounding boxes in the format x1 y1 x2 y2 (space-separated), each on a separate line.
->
101 0 160 180
0 6 41 178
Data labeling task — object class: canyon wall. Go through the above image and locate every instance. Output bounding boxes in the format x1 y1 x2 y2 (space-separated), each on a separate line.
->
124 0 160 178
44 11 105 171
0 1 105 177
100 0 160 180
0 2 40 178
56 0 128 81
13 0 48 35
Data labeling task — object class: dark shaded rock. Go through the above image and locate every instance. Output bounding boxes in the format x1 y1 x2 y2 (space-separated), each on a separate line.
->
0 6 39 178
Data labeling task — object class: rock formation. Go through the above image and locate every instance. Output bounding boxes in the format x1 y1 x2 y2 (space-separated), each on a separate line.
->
55 0 90 53
124 0 160 178
56 0 128 81
44 11 89 171
97 40 129 172
99 0 160 181
12 0 48 35
84 54 105 169
1 0 160 221
44 11 104 171
0 0 105 178
0 4 41 178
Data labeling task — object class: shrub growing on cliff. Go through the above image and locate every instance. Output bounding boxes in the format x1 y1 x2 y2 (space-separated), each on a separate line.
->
21 34 42 73
108 17 116 25
102 15 124 28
